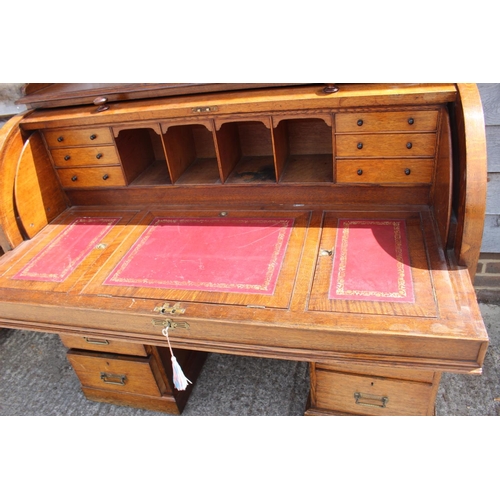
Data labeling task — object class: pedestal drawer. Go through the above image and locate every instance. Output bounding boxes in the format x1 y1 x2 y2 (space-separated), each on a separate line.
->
66 350 165 397
314 368 436 416
59 334 147 356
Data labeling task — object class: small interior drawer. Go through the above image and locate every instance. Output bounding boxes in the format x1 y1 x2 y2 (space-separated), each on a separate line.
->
314 368 435 416
56 166 126 187
336 159 434 184
50 146 120 167
66 350 164 397
59 334 147 356
335 110 439 133
44 127 114 148
336 133 436 157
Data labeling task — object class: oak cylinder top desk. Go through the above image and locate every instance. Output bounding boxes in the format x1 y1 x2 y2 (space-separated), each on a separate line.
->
0 83 489 415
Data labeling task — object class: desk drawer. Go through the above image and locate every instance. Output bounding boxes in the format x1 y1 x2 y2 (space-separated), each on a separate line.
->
59 334 147 356
67 350 164 397
56 166 126 187
44 127 114 148
314 368 436 416
336 159 434 184
51 145 120 167
335 110 439 133
336 133 436 157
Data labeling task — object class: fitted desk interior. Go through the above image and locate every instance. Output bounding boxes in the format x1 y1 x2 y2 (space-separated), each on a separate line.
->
0 83 489 415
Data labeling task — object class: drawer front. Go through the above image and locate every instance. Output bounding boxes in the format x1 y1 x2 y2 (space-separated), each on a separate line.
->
44 127 114 148
314 362 436 383
57 167 126 187
67 351 163 397
336 133 436 157
315 369 434 416
335 111 439 133
336 159 434 184
59 334 147 356
51 146 120 167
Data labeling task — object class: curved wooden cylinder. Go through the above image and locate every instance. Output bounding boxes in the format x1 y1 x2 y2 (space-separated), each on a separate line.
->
452 84 488 282
0 113 28 251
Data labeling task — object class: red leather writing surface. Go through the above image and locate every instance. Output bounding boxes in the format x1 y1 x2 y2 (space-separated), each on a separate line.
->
104 217 294 294
13 217 120 282
329 219 414 303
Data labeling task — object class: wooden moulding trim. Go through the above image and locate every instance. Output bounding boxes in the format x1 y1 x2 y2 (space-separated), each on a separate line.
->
214 115 272 130
18 84 458 131
454 84 488 281
272 113 332 127
0 113 30 250
113 122 162 136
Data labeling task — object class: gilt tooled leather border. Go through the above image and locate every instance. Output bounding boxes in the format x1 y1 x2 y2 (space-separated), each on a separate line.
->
103 216 294 295
329 219 415 303
13 217 120 283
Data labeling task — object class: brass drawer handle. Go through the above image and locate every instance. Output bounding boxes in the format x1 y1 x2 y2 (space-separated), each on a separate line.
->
100 372 126 386
323 84 339 94
84 337 109 345
93 97 109 112
354 392 389 408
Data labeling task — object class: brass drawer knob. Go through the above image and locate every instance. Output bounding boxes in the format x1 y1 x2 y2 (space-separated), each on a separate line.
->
406 142 413 149
357 142 363 150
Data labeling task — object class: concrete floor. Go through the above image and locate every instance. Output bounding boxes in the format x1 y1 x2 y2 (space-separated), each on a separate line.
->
0 302 498 416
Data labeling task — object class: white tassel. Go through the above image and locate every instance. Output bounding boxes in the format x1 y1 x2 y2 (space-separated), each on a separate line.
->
162 325 192 391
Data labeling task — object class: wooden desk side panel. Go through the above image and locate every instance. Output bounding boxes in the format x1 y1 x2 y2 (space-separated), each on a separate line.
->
14 131 68 239
451 84 488 281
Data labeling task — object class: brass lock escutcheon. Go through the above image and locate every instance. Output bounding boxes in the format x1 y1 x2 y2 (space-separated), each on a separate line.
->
151 318 190 329
192 106 218 113
154 302 186 315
